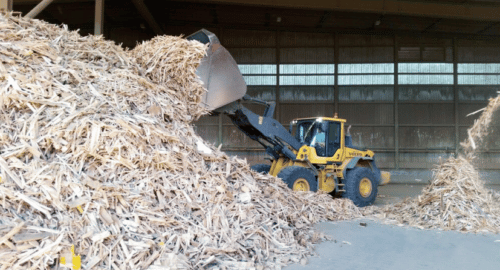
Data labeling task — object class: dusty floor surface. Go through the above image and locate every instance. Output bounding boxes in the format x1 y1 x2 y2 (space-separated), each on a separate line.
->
285 184 500 270
286 219 500 270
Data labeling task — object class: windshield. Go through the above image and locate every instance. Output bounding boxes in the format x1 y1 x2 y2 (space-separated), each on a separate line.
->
291 120 327 147
290 119 341 157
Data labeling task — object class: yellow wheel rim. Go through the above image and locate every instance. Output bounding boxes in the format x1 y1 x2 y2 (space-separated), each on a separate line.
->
359 178 373 198
293 178 310 191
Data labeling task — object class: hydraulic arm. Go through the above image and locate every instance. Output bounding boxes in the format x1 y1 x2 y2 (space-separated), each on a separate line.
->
216 95 302 160
187 29 304 161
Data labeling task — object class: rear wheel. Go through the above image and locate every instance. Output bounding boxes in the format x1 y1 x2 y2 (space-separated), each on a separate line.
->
250 164 271 174
342 167 378 207
277 166 317 192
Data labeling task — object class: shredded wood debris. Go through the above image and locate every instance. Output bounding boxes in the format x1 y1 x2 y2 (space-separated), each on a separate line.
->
0 13 360 269
461 96 500 156
131 35 210 119
366 95 500 233
366 157 500 233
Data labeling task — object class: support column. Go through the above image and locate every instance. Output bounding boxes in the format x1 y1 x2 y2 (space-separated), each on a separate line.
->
394 34 399 169
0 0 12 12
276 30 281 122
453 37 459 157
94 0 104 36
218 28 224 147
334 32 339 115
218 114 223 147
25 0 54 18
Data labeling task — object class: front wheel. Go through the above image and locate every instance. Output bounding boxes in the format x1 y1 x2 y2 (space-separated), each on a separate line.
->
342 167 378 207
277 166 317 192
250 164 271 174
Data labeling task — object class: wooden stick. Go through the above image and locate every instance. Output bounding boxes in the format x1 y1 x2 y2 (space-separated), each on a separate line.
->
0 222 24 246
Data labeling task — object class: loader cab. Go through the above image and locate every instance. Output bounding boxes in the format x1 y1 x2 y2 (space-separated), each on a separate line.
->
290 117 345 158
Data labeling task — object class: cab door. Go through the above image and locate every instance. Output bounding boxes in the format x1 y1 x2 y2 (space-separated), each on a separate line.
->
326 121 343 161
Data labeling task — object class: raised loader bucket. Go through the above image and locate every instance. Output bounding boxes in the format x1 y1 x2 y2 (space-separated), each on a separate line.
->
187 29 247 111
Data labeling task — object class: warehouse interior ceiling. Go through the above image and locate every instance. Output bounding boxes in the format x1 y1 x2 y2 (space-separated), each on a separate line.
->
12 0 500 47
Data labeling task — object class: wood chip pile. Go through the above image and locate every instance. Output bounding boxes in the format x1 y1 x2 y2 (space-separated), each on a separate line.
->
0 13 361 269
131 36 209 120
367 157 500 233
367 96 500 233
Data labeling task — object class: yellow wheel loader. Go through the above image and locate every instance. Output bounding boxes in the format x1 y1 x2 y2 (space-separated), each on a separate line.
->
188 30 390 207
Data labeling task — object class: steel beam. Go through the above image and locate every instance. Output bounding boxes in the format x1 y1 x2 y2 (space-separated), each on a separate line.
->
275 30 281 123
0 0 13 11
316 11 330 28
477 22 499 34
162 19 500 40
218 27 223 147
334 32 338 115
453 37 459 157
394 34 399 170
186 0 500 22
422 18 442 33
131 0 164 35
25 0 54 18
94 0 104 35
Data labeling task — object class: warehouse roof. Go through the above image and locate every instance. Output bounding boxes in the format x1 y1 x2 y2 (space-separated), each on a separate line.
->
12 0 500 38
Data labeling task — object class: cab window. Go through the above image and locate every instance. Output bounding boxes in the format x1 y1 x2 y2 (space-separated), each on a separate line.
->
327 122 341 157
292 119 329 157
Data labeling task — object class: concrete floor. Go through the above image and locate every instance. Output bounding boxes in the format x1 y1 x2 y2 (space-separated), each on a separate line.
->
286 219 500 270
286 184 500 270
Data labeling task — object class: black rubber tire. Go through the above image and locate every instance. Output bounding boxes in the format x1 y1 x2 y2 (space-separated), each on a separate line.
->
342 167 378 207
250 164 271 174
277 166 317 192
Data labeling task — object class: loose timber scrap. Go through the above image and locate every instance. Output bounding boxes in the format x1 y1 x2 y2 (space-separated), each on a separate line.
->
188 29 391 207
0 13 362 269
365 94 500 233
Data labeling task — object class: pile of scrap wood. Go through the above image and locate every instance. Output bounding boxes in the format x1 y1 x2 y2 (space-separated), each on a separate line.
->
367 156 500 233
131 35 209 119
461 95 500 156
367 96 500 233
0 13 360 269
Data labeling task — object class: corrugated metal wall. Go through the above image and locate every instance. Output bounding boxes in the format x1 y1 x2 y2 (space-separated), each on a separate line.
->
193 30 500 173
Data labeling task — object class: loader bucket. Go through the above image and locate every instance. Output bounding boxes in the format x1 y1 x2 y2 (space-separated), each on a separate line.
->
187 29 247 111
